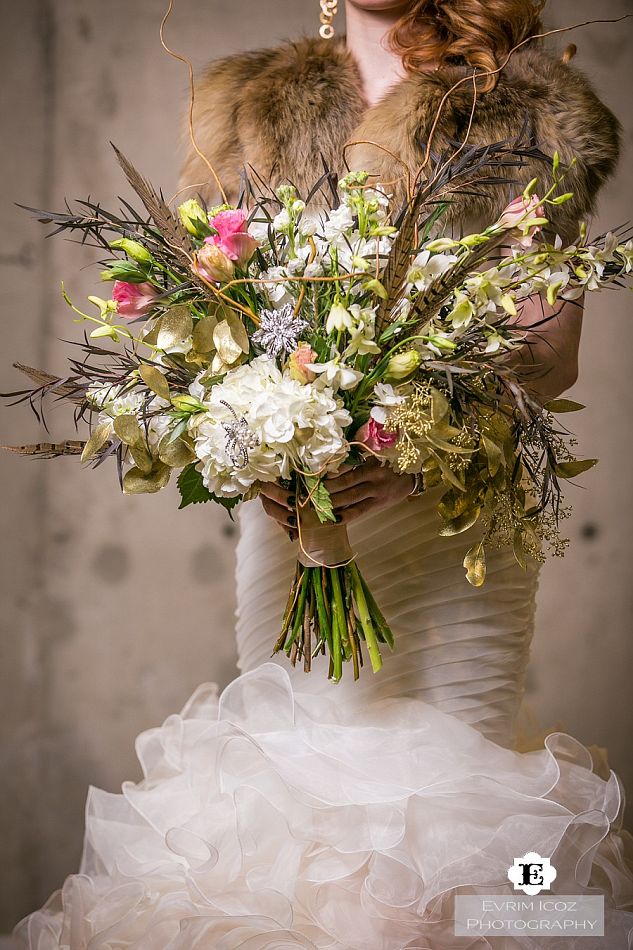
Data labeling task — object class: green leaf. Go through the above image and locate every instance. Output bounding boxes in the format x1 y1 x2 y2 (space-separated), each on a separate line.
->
177 463 240 513
544 398 585 413
304 474 336 524
553 458 598 479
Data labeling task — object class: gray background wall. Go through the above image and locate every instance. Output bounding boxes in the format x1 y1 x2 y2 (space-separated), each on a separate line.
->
0 0 631 934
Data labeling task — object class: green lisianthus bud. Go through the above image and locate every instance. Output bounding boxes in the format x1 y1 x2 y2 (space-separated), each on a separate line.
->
178 199 212 239
109 238 153 264
427 334 456 352
385 350 421 380
171 394 205 413
100 260 148 283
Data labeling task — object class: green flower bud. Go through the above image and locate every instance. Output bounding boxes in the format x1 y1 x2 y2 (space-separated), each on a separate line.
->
425 238 460 252
100 261 148 283
178 199 212 239
110 238 153 264
276 184 298 206
171 394 205 413
385 350 421 380
427 334 456 352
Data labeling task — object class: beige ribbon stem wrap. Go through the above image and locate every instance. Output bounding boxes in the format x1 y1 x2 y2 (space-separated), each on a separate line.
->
297 503 355 568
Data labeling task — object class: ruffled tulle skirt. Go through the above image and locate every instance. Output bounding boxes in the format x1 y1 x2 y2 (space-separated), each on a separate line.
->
14 662 633 949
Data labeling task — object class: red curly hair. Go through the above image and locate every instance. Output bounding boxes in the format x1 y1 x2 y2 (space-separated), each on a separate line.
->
388 0 546 91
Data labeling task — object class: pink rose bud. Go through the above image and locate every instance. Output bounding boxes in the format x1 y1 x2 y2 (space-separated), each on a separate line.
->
192 243 235 284
209 209 258 267
112 280 158 319
496 194 546 248
288 343 318 383
356 418 398 454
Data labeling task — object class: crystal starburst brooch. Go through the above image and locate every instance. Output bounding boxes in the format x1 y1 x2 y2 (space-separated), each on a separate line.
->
252 303 309 359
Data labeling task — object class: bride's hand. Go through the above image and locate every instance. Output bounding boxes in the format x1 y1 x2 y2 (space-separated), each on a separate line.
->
326 458 415 524
258 459 415 538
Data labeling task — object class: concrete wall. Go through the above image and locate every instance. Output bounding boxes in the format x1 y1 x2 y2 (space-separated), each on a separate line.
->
0 0 631 932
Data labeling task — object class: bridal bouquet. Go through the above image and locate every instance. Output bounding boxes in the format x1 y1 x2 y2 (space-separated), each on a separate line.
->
4 144 632 681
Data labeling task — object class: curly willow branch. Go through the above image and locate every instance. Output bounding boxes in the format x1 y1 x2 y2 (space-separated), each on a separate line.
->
159 0 228 205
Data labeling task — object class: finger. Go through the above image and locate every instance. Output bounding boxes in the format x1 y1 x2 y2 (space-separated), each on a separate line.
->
326 466 371 493
331 485 375 510
337 498 376 524
258 481 295 508
261 495 296 527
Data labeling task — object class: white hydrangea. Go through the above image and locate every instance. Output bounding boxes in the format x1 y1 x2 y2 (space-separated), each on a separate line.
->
189 356 352 497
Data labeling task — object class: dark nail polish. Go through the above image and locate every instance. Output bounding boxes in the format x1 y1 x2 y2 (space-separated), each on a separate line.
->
287 495 296 507
288 515 297 527
334 513 343 524
289 531 297 542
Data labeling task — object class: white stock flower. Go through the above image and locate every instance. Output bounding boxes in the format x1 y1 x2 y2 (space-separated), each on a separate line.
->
323 205 355 240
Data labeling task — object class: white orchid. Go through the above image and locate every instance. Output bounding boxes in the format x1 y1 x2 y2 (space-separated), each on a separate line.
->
342 304 381 357
326 302 355 334
407 249 458 292
304 358 364 391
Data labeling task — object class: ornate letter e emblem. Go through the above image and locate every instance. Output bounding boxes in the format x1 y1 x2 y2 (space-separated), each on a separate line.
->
508 851 557 896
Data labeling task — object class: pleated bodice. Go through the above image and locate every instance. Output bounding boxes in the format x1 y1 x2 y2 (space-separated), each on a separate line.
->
235 484 540 748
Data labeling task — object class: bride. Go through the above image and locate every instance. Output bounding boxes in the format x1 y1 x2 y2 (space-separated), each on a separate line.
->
14 1 633 947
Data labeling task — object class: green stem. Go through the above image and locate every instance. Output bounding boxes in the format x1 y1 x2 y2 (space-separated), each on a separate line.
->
359 573 395 649
349 562 383 673
313 567 332 654
329 567 345 682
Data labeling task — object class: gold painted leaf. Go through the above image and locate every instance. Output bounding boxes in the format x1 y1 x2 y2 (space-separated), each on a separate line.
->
544 398 586 413
436 456 466 491
192 315 218 353
122 461 171 494
482 434 504 477
156 305 193 349
554 458 598 479
427 432 472 455
213 320 243 365
139 364 170 400
129 443 153 474
158 433 196 467
81 421 113 462
113 414 143 447
431 388 449 424
226 312 250 353
513 529 527 570
463 541 486 587
439 506 481 536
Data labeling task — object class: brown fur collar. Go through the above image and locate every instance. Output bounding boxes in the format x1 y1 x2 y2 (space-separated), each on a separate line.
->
179 36 620 237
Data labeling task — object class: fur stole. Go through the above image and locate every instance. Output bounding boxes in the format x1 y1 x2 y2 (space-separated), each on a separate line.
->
178 36 621 237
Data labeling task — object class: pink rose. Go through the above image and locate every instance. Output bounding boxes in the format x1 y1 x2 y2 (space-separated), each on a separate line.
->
496 194 546 248
112 280 158 319
356 418 398 454
287 343 317 383
209 209 258 267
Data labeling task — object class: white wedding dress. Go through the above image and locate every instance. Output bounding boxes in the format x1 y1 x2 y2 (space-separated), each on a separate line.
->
14 488 633 949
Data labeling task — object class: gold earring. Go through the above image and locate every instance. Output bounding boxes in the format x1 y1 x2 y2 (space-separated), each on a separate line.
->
319 0 338 39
